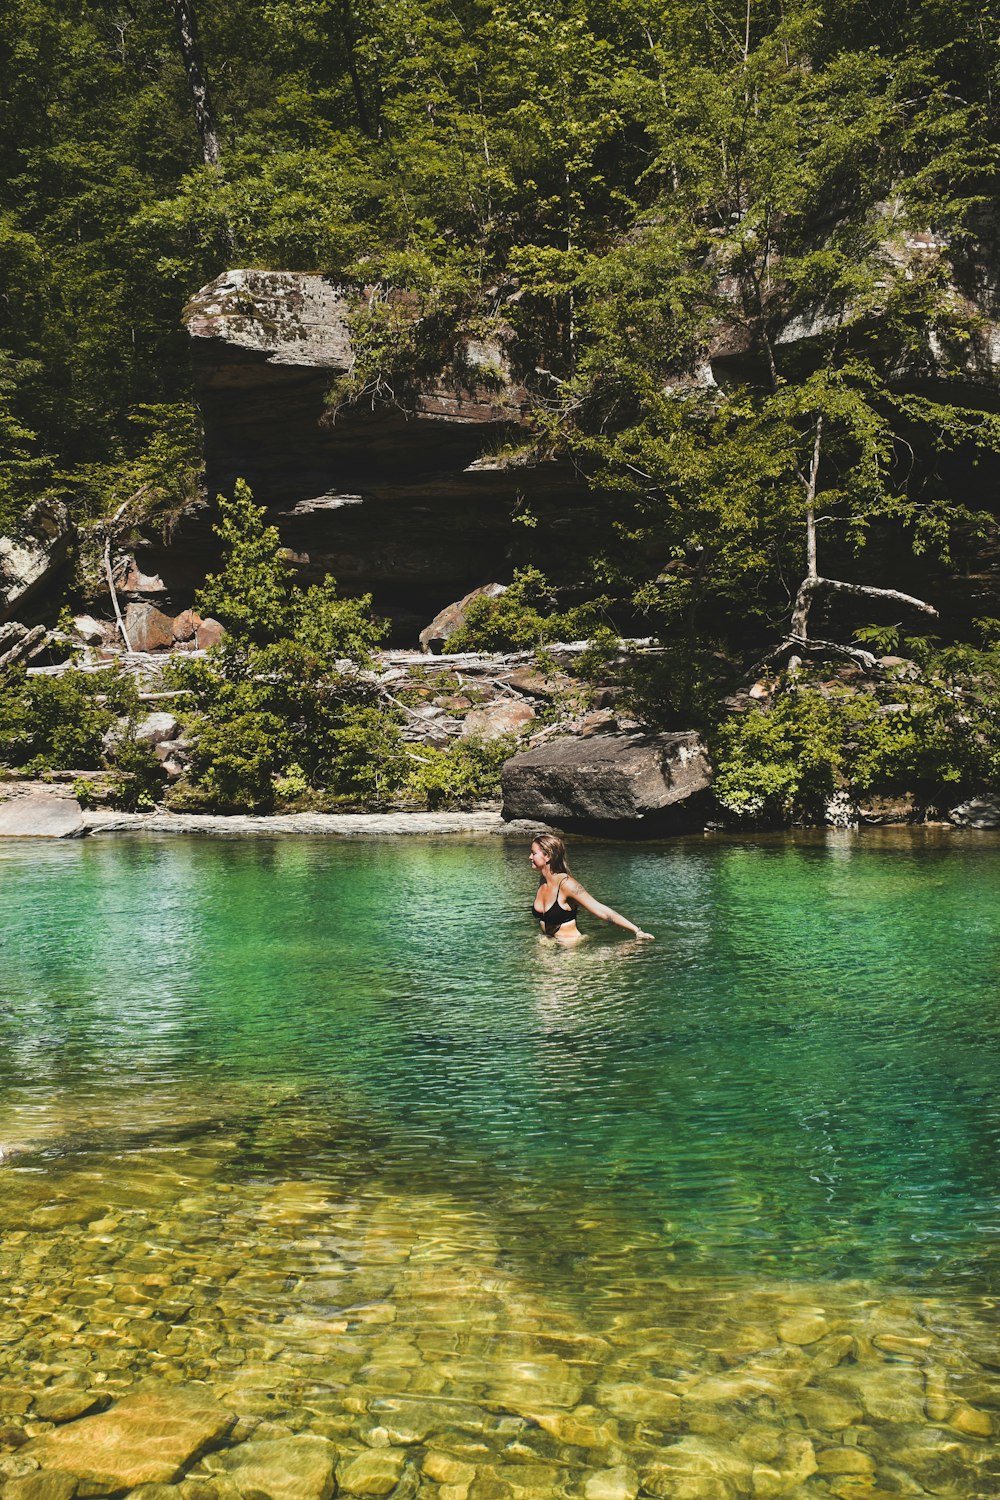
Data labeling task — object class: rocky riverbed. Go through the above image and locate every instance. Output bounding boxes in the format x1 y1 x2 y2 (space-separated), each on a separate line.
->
0 1093 997 1500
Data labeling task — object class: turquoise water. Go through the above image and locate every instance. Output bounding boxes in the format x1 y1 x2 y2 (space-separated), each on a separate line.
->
2 831 998 1292
3 831 1000 1494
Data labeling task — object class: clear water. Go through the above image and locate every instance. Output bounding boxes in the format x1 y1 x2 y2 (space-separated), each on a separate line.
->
2 831 999 1494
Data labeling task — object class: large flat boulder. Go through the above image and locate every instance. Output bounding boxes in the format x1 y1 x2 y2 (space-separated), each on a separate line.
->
501 732 711 826
22 1387 236 1487
0 790 84 838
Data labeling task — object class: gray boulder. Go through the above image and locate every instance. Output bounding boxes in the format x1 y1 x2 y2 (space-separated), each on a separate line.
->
0 790 85 838
0 499 72 623
948 797 1000 829
501 731 712 825
135 712 180 746
71 613 111 646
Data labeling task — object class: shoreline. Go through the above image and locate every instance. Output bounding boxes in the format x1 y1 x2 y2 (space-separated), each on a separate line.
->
81 807 551 838
4 782 1000 840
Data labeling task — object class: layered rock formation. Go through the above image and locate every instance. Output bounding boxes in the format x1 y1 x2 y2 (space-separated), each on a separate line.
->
140 271 605 641
147 260 1000 645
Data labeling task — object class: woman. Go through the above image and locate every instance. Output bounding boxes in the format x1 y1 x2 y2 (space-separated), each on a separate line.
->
529 833 654 942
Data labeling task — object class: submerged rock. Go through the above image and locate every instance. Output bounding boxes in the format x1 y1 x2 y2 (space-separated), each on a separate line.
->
583 1466 638 1500
22 1387 236 1487
336 1447 406 1495
501 731 711 826
3 1475 78 1500
209 1434 337 1500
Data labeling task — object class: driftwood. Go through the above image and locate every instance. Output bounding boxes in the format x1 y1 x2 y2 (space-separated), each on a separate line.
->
0 624 47 671
103 536 133 652
98 489 160 654
758 633 880 674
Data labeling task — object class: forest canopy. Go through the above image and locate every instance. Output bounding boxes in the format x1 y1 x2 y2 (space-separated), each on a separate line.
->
2 0 1000 660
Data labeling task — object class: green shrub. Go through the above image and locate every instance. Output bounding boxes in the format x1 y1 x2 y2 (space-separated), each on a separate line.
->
166 483 406 812
712 687 849 821
0 666 140 773
445 567 614 653
0 665 163 808
713 642 1000 823
404 736 514 809
106 736 163 810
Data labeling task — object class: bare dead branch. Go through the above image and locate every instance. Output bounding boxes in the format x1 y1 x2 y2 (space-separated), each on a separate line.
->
0 624 47 671
103 537 133 652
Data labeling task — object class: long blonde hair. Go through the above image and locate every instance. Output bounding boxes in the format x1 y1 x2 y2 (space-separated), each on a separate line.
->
533 833 569 874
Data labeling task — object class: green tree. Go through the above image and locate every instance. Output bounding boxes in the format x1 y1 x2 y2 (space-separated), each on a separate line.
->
560 9 1000 679
172 482 401 810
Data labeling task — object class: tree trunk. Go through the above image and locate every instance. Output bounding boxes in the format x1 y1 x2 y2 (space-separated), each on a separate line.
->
337 0 381 138
167 0 221 166
787 412 936 665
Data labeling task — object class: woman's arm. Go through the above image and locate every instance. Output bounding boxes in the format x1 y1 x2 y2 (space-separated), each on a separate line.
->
562 877 654 939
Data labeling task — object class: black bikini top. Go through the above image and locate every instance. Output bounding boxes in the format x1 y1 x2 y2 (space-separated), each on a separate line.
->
533 878 578 930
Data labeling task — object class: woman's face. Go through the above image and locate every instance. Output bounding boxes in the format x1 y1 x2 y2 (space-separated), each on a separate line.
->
529 841 549 872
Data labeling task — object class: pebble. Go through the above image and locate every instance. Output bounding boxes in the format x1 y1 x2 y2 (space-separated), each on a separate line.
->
582 1465 638 1500
336 1448 406 1496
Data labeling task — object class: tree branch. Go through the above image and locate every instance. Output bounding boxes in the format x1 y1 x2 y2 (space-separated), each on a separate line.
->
796 575 938 624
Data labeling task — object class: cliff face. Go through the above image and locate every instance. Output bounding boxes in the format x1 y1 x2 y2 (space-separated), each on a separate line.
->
140 262 1000 646
146 271 599 641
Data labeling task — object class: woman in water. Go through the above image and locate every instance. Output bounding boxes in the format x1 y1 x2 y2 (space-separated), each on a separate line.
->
530 833 654 942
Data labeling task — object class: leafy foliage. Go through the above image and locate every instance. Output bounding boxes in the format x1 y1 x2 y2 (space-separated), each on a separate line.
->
404 735 514 810
4 0 1000 817
445 567 613 653
70 404 203 524
168 483 401 811
0 664 161 806
712 641 1000 822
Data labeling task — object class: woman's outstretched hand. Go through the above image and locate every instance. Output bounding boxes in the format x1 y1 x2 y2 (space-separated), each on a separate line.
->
634 929 655 940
